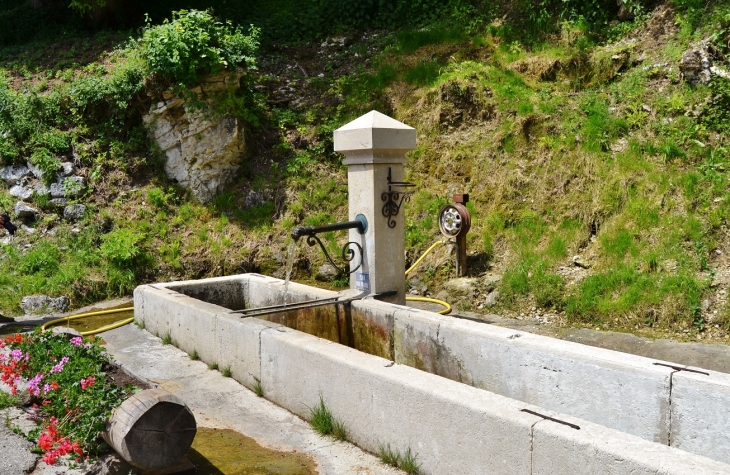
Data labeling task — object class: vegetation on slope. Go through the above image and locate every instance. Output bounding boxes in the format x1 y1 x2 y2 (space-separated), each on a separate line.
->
1 0 730 343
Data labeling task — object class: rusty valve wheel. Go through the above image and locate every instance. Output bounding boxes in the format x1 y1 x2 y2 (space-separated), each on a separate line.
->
438 204 471 238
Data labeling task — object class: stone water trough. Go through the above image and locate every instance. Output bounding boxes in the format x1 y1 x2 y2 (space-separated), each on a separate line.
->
136 111 730 474
134 273 730 475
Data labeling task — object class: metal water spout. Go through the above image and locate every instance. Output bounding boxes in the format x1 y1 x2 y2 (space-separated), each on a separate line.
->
291 214 368 275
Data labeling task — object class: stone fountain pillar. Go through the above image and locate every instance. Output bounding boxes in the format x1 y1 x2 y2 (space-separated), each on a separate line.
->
334 111 417 305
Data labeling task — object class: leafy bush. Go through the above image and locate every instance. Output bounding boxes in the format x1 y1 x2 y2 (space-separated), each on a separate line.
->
702 77 730 132
100 228 146 268
19 241 62 276
69 57 146 122
1 332 132 457
68 0 107 15
29 148 61 183
139 10 260 87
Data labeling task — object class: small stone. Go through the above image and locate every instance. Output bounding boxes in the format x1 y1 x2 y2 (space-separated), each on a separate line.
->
64 204 87 221
443 277 477 300
26 161 44 179
14 201 40 218
57 162 75 178
49 182 66 198
60 176 86 198
34 182 49 196
572 255 590 269
71 227 81 234
20 295 70 314
0 164 30 186
49 198 68 208
9 185 33 200
484 291 499 308
315 264 340 282
51 326 82 337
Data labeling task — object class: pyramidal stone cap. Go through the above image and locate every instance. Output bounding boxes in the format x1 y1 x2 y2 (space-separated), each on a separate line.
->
334 111 416 164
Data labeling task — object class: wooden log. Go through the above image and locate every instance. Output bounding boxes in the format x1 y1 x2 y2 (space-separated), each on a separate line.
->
102 388 197 471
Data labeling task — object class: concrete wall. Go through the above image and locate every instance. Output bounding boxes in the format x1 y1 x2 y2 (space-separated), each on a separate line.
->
671 368 730 464
261 326 537 475
393 306 675 443
163 274 249 310
532 411 730 475
134 275 730 467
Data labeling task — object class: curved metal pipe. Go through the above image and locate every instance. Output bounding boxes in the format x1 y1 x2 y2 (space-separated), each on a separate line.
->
291 216 367 241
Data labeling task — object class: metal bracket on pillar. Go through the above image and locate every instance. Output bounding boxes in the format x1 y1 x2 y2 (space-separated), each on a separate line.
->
381 167 416 228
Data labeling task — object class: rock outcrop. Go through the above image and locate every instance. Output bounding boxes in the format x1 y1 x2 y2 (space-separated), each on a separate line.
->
143 70 247 203
680 40 730 85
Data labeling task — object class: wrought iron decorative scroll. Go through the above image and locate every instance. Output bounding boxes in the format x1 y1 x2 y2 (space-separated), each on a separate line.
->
381 167 416 228
304 234 363 275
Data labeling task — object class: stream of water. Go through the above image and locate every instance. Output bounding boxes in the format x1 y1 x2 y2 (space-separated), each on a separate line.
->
283 241 297 307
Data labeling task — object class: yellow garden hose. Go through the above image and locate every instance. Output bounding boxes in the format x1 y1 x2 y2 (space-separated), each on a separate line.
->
405 240 452 315
405 240 447 276
40 307 134 336
406 296 452 315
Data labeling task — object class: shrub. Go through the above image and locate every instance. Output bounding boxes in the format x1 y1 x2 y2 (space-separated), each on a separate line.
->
99 227 147 269
139 10 260 87
1 332 132 456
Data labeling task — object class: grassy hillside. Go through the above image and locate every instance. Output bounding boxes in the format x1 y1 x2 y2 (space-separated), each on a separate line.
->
1 0 729 343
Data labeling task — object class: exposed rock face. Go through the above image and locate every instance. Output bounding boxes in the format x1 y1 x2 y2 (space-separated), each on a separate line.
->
143 71 246 203
680 40 730 85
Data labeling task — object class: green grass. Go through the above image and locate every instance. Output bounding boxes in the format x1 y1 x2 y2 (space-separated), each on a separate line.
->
378 443 401 467
253 378 264 397
190 349 199 361
378 443 419 474
400 447 420 474
0 391 19 409
308 395 347 440
161 332 172 345
222 366 232 377
309 396 334 435
393 27 467 54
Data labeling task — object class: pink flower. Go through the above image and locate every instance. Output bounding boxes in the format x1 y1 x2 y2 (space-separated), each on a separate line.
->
80 376 95 390
70 337 83 346
27 373 44 396
50 357 69 374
